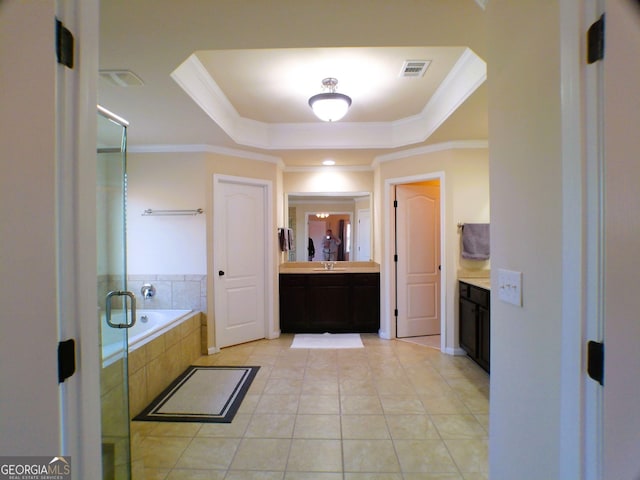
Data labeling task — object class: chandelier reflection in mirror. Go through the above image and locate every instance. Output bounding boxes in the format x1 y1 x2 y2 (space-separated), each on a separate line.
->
308 78 352 122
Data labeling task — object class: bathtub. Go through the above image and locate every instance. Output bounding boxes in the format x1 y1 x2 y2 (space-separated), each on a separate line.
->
101 309 193 367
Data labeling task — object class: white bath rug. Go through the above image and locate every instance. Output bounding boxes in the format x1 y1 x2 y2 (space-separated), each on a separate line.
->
291 333 363 349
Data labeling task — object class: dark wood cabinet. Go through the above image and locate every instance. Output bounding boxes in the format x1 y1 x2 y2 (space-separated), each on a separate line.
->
280 273 380 333
459 281 490 373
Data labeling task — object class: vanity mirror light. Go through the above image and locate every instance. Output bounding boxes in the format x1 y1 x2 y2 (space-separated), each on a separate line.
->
285 192 372 262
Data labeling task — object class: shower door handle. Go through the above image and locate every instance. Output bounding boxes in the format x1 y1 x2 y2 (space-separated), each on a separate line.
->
105 290 137 329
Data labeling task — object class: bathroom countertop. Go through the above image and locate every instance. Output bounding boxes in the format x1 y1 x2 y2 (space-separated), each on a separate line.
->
279 261 380 274
459 277 491 290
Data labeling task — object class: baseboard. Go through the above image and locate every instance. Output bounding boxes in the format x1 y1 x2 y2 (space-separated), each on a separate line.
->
207 346 220 355
444 346 468 356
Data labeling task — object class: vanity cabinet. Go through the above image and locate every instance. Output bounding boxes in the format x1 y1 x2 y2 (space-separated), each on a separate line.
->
279 273 380 333
459 281 490 373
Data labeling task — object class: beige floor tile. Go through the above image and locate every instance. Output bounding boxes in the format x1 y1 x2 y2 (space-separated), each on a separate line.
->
141 467 170 479
165 468 226 479
196 414 251 438
474 414 489 432
393 439 458 473
341 414 390 439
342 439 400 473
374 377 416 395
174 437 240 470
341 395 383 414
431 415 487 439
379 395 426 414
230 438 291 470
147 422 202 437
385 414 441 440
339 377 377 395
344 474 403 480
285 473 342 480
293 414 341 439
461 474 489 480
419 393 471 415
287 439 343 472
226 471 285 480
402 474 462 480
255 394 300 414
301 378 339 395
297 394 340 414
140 436 191 469
444 438 489 473
245 414 296 438
263 377 303 395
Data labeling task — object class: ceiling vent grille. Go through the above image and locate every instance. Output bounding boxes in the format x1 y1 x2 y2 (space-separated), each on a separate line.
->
400 60 431 78
99 70 145 87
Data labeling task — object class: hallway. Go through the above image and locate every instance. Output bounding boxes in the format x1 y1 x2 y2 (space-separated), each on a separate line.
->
132 334 489 479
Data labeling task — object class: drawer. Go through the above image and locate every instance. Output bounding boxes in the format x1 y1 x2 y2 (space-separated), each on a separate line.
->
469 285 489 309
308 273 348 287
459 281 471 299
279 274 308 287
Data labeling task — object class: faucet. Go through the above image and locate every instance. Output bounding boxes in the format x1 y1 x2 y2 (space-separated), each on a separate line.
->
141 283 156 300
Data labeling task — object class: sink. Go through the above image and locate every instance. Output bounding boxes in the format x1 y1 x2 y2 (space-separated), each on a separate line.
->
312 267 347 271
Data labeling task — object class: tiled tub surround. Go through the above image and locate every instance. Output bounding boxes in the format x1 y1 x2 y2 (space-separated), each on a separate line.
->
126 310 204 418
128 274 207 312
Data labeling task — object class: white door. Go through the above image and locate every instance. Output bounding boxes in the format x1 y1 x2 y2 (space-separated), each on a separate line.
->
356 209 371 261
602 2 640 477
395 184 441 337
214 177 268 348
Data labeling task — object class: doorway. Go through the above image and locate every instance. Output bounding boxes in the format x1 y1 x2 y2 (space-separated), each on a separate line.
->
384 173 445 351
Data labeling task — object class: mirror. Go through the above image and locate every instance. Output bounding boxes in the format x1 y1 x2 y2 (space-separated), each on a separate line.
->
285 192 372 262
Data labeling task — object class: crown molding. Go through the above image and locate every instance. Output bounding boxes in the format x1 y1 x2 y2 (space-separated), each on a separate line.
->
128 143 284 166
171 49 486 151
284 164 374 173
372 140 489 166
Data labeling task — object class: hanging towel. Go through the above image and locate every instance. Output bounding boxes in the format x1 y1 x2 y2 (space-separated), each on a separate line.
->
278 228 295 252
461 223 490 260
287 228 294 251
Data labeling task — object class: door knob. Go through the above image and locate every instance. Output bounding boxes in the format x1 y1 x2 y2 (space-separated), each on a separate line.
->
218 270 225 276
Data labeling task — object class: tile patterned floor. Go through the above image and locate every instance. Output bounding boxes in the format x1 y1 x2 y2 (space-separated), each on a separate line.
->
131 334 489 480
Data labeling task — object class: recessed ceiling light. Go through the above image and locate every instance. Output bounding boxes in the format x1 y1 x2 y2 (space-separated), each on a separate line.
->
322 159 336 166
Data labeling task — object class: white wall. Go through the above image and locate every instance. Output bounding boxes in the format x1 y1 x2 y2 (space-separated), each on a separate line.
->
127 152 207 275
375 146 490 348
487 2 564 478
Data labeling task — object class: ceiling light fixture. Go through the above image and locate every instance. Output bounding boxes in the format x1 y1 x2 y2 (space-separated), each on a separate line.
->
316 212 330 219
322 159 336 166
308 78 352 122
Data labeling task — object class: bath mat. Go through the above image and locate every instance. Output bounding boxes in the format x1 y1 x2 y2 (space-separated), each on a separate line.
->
290 333 363 349
134 365 259 423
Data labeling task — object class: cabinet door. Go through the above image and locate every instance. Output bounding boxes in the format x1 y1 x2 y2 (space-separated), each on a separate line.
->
459 297 477 358
308 274 350 331
351 274 380 332
279 276 308 332
478 306 490 372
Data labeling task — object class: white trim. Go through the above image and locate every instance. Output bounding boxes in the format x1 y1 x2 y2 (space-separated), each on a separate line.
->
171 50 486 150
383 172 447 352
559 0 585 476
374 140 488 165
129 143 283 165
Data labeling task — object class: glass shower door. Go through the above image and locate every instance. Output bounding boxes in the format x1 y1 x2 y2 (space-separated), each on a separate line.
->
97 106 133 480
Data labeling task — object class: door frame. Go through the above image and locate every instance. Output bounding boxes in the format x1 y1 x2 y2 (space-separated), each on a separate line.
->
209 174 274 353
382 172 446 352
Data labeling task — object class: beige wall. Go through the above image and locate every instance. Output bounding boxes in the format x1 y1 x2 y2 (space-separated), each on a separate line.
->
374 146 490 349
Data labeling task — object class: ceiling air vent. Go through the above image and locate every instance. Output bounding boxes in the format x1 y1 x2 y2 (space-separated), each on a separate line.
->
400 60 431 78
99 70 144 87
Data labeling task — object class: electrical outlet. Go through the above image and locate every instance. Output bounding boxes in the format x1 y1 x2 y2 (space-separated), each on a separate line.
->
497 269 522 307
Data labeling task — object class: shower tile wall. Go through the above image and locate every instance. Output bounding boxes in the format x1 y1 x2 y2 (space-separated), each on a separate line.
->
128 275 207 311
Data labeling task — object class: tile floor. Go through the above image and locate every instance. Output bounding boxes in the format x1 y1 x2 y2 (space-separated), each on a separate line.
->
131 333 489 479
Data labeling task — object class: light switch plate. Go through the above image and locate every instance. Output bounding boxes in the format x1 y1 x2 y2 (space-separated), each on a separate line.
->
497 269 522 307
